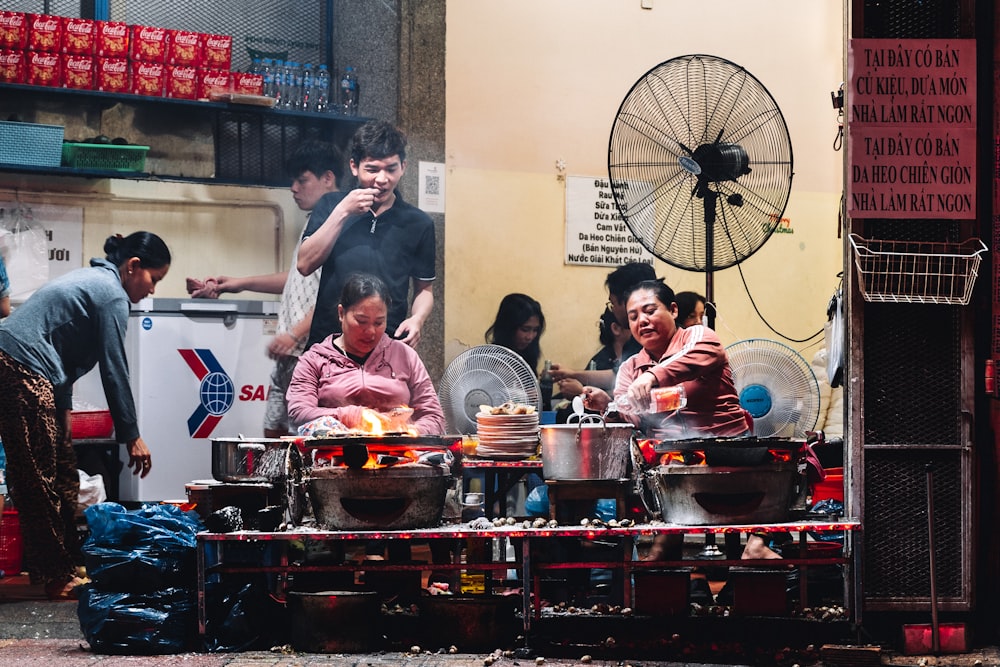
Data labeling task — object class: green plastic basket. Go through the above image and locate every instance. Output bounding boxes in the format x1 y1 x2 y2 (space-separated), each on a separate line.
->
61 142 149 172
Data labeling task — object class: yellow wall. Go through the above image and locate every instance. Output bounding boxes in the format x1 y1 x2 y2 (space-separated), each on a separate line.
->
444 1 846 372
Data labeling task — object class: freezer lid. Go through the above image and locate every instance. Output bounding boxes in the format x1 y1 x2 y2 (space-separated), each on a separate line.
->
131 297 279 316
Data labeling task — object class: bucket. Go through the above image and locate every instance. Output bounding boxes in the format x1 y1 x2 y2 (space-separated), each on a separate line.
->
287 590 381 652
418 595 518 651
540 421 633 480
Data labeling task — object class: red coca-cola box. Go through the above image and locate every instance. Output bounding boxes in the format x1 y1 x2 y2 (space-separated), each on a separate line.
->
0 12 28 50
197 68 229 99
130 24 166 63
165 64 197 99
27 50 61 86
231 71 263 96
61 17 95 55
62 53 94 89
96 57 129 93
95 21 127 58
0 49 26 83
131 60 164 96
201 33 231 70
166 29 201 66
27 13 61 53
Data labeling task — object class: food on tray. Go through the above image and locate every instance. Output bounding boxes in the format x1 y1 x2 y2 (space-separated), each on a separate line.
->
478 401 536 415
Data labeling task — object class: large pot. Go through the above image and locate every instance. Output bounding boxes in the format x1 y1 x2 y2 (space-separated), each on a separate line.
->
645 461 799 525
308 464 450 530
212 437 294 483
540 421 634 480
287 590 381 653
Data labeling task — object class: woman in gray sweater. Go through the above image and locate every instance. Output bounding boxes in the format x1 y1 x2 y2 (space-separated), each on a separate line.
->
0 232 170 599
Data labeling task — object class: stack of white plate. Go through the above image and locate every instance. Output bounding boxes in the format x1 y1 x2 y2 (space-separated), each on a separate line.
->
475 412 539 459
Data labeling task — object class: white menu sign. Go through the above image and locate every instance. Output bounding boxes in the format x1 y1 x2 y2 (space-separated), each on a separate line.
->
565 176 653 267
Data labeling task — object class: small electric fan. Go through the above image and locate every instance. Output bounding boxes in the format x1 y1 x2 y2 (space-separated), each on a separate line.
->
726 338 820 439
437 345 541 434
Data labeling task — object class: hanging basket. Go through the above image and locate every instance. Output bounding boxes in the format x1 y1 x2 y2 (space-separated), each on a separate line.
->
848 234 988 306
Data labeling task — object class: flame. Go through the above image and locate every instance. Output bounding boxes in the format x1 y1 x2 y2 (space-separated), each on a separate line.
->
360 409 385 436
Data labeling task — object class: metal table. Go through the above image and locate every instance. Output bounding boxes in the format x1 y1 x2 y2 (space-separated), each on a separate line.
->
197 518 860 638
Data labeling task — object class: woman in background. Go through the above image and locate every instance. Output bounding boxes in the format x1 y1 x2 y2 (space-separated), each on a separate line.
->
485 293 545 375
0 232 170 599
674 291 711 329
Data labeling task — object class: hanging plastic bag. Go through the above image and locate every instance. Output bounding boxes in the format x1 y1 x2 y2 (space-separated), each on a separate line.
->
825 283 844 388
78 469 107 512
0 206 49 302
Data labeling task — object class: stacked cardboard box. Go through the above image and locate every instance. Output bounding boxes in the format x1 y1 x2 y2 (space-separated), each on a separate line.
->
0 11 255 101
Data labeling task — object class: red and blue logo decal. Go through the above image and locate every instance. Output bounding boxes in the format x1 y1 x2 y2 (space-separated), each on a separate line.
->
178 349 236 438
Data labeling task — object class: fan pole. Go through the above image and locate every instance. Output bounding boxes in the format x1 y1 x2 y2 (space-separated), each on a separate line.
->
702 185 717 329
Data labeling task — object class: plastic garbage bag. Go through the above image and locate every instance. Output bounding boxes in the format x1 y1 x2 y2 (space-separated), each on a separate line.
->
82 545 196 593
77 469 106 512
77 585 198 654
202 580 290 652
83 502 203 552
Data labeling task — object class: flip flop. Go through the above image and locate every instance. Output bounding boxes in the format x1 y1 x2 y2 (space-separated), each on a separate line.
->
45 575 90 601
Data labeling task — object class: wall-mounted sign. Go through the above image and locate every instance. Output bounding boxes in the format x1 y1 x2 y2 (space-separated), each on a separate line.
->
565 175 654 267
847 39 976 219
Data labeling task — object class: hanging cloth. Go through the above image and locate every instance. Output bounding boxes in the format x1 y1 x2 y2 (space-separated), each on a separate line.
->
825 281 844 388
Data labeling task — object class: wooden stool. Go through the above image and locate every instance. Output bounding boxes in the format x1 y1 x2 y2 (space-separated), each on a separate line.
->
546 479 628 522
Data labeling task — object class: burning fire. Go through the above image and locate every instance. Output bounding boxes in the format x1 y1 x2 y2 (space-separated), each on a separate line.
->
357 406 419 437
638 438 793 467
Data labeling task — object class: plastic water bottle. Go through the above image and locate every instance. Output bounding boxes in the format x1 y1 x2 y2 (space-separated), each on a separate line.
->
313 64 330 112
272 59 285 107
300 63 314 112
249 57 261 75
339 65 359 116
261 58 276 98
609 385 687 414
284 61 301 110
540 359 554 412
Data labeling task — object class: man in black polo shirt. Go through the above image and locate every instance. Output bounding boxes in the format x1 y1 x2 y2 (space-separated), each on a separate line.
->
298 120 436 348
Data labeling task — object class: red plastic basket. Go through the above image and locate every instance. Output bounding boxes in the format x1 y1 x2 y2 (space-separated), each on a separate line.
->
0 510 23 574
71 410 114 439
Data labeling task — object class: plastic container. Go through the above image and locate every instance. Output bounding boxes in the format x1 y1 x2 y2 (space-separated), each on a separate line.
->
812 466 844 502
313 64 330 112
0 510 23 574
61 143 149 172
0 121 64 167
70 409 114 439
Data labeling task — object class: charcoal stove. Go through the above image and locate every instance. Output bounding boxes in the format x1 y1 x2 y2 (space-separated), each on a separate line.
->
636 436 808 525
299 434 461 531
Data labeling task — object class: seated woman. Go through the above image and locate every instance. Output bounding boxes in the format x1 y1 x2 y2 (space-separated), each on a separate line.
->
287 272 445 435
287 272 446 566
583 279 752 559
485 293 545 376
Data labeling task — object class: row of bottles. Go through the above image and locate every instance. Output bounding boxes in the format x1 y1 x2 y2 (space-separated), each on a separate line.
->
250 58 359 115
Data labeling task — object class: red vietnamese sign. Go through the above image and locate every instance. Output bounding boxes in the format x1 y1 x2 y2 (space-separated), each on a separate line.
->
847 39 976 219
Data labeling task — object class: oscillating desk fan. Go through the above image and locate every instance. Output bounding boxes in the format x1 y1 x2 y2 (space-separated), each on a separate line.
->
726 338 820 439
438 345 541 434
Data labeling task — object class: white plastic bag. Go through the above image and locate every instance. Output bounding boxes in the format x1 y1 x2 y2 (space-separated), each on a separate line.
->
78 469 107 513
0 207 49 302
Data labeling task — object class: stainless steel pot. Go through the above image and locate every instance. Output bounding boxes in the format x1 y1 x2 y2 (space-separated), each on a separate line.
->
539 420 634 480
644 461 799 525
308 464 450 530
211 437 294 483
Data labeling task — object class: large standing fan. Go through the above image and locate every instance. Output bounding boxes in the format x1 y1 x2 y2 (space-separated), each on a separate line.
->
438 345 541 434
608 54 793 311
726 339 819 439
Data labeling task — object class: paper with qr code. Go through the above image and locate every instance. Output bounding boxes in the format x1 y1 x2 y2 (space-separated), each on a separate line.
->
419 161 445 213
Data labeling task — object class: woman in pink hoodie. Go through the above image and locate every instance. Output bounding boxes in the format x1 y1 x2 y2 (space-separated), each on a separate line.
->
286 272 444 435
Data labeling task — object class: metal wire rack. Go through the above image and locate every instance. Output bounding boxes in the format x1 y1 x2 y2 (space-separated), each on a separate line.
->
849 233 988 305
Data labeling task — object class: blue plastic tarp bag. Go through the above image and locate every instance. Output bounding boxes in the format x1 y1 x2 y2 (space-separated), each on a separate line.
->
82 545 196 593
84 502 203 552
77 585 198 654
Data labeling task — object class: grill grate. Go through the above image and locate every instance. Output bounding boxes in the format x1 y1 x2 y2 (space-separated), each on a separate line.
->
863 450 965 604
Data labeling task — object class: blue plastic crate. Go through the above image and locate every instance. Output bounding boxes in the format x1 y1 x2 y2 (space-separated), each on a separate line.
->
0 121 64 168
